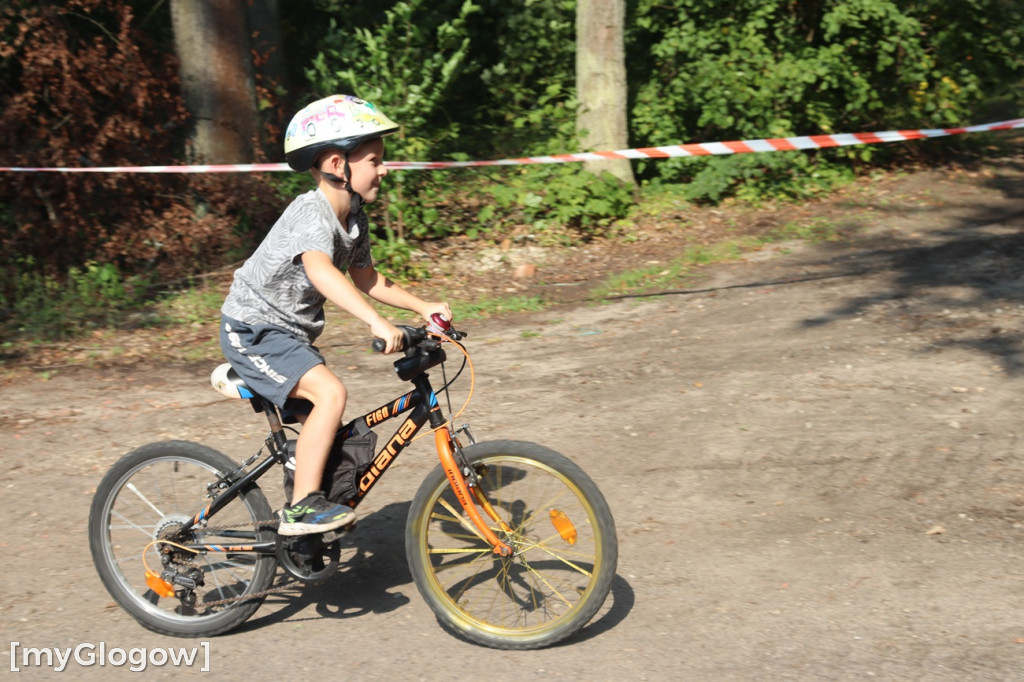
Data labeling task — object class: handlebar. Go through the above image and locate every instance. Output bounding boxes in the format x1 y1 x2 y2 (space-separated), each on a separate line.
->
372 323 468 382
371 324 467 353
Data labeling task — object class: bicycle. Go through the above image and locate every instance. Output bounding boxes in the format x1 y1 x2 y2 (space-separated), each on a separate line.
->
88 320 618 650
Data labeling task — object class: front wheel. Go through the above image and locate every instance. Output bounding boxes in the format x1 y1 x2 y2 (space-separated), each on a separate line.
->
88 441 278 637
406 440 618 649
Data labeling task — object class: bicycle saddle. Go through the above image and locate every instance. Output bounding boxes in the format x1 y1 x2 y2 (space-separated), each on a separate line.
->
211 363 255 400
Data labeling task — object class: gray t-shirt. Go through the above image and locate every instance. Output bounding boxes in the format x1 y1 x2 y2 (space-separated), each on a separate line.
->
222 189 373 342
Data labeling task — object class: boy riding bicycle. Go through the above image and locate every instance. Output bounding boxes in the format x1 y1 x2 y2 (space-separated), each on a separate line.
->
220 95 452 536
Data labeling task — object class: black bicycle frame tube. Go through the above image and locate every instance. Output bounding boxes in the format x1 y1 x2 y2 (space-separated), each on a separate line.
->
177 452 279 542
347 381 437 506
348 389 418 434
177 373 446 555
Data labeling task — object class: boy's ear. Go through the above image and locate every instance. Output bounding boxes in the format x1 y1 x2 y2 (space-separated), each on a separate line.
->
313 150 344 174
315 151 334 173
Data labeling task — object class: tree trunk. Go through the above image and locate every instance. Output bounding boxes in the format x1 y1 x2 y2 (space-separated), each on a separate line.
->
576 0 636 188
170 0 259 163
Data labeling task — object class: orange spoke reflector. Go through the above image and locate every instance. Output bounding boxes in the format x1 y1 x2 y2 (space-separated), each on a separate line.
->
145 570 175 598
549 509 578 545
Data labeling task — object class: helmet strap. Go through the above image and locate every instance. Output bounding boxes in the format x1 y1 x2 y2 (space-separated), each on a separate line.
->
320 153 357 197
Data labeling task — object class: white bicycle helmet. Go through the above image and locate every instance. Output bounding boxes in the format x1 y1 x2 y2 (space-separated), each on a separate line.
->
284 95 399 173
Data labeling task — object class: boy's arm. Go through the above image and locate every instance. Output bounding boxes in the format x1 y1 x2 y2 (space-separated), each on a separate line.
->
301 251 404 353
349 264 452 323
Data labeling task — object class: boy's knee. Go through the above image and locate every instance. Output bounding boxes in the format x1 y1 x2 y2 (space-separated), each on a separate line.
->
315 376 347 416
321 382 347 412
293 368 347 416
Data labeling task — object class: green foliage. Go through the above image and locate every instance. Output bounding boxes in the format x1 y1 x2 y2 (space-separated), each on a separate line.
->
369 225 431 282
302 0 634 268
4 0 1024 348
465 0 578 156
627 0 1024 201
591 239 753 300
590 212 850 300
1 259 146 341
674 153 857 204
478 165 635 240
306 0 482 272
155 284 225 327
454 295 546 319
307 0 479 161
268 172 316 202
768 217 844 243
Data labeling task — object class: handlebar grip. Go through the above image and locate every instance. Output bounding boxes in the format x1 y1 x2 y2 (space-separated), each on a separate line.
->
372 325 423 353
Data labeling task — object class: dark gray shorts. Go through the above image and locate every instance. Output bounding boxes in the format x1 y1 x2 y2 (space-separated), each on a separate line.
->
220 315 323 412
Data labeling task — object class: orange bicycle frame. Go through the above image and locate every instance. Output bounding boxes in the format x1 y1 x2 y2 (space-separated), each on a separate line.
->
434 426 513 556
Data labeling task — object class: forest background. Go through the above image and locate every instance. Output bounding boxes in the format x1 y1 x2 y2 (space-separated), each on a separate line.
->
1 0 1022 343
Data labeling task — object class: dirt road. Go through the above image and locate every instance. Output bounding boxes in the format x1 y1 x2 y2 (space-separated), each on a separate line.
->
3 158 1024 680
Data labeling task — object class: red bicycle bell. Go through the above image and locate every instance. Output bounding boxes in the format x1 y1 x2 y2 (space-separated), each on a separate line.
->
426 313 451 336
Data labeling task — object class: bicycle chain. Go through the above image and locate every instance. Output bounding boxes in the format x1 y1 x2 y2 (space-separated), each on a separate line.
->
191 517 280 533
160 517 301 608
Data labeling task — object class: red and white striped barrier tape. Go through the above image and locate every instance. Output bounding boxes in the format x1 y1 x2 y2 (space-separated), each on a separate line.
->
390 118 1024 169
2 118 1021 174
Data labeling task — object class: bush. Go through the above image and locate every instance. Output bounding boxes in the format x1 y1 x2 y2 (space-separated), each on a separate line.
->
626 0 1024 201
1 259 146 341
477 165 635 240
0 0 282 305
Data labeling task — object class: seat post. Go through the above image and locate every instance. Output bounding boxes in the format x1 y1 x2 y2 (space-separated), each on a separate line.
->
259 397 289 452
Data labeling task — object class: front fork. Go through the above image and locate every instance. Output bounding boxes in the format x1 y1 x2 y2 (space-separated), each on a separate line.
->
434 426 514 557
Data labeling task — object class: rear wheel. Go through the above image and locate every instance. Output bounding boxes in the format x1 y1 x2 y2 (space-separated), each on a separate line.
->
88 441 278 637
406 440 617 649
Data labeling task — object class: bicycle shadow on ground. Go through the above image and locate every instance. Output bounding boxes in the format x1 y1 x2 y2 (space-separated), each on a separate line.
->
558 573 635 646
234 501 416 633
232 499 636 645
437 572 635 649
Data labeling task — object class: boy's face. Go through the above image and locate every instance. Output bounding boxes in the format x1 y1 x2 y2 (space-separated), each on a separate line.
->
346 138 388 202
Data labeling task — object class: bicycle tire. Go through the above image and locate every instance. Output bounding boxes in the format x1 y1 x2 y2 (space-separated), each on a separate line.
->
406 440 618 649
88 441 278 637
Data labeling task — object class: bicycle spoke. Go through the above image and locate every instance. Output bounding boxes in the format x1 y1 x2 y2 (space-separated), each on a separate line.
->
429 546 492 556
518 540 595 577
125 481 165 518
436 497 489 543
410 444 616 648
90 444 276 636
110 509 157 538
515 557 575 608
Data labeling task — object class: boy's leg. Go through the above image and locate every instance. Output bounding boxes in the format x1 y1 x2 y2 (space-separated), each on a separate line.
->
288 364 347 502
278 364 355 536
220 318 354 535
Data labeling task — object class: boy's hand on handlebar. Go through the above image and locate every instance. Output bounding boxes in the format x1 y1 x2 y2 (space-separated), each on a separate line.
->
419 301 453 325
370 318 404 354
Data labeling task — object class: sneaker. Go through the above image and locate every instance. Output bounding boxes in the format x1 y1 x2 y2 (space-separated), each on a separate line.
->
278 492 356 536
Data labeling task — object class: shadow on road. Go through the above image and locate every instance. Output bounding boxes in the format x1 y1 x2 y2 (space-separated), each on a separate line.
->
798 161 1024 374
232 500 634 646
235 501 414 634
555 572 636 647
600 157 1024 375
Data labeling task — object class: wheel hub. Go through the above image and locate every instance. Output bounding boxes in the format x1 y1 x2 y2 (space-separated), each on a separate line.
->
154 513 194 542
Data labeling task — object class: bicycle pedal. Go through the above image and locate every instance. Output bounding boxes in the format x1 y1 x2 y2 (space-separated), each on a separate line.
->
321 521 356 543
